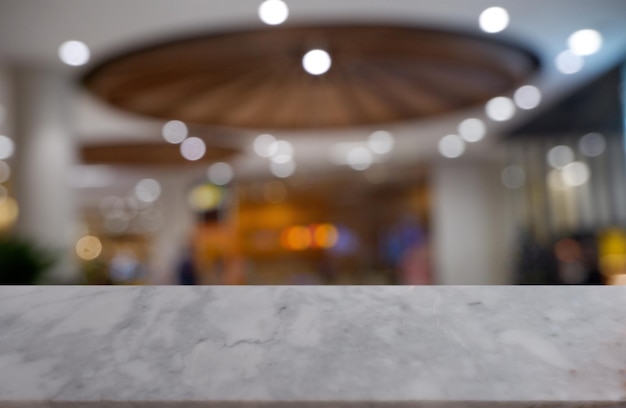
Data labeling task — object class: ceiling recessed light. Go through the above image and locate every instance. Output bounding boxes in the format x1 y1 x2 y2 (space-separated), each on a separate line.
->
270 140 294 163
208 162 234 186
513 85 542 110
270 160 296 178
0 136 15 160
367 131 394 154
253 134 277 157
438 134 465 158
302 49 331 75
458 118 486 143
568 29 602 56
58 40 90 66
162 120 188 144
180 137 206 161
555 50 584 74
479 7 509 33
258 0 289 25
547 145 574 169
135 179 162 203
347 147 373 171
485 97 515 121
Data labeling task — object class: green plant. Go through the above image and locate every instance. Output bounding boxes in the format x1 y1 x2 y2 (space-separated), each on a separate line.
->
0 236 56 284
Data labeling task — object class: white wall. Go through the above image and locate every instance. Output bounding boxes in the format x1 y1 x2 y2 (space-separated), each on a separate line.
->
431 160 514 284
12 68 80 282
147 171 196 284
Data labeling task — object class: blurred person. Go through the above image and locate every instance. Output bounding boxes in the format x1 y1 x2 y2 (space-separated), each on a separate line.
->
177 245 197 285
193 213 242 284
383 215 431 284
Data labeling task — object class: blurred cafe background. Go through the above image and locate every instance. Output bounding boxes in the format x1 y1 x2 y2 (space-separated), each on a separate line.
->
0 0 626 285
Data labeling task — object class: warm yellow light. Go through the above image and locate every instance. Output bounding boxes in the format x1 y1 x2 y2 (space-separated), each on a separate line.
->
189 184 222 211
600 254 626 276
599 229 626 255
281 226 311 251
0 197 18 230
599 229 626 277
76 235 102 261
314 223 339 249
608 274 626 285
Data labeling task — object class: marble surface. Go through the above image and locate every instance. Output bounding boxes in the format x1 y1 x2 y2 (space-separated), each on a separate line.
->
0 286 626 407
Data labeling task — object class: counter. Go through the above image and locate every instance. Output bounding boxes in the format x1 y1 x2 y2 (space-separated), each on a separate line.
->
1 286 625 406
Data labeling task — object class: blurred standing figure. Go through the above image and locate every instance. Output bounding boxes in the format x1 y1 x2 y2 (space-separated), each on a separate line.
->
177 246 196 285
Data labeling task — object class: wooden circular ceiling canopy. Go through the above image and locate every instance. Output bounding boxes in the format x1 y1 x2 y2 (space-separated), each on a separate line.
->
83 24 539 130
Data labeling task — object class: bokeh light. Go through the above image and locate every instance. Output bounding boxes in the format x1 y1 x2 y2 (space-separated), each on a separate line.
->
303 49 332 75
258 0 289 25
599 229 626 278
120 198 139 220
514 85 542 110
555 50 584 74
0 197 18 230
547 145 574 169
270 160 295 178
0 136 15 160
501 166 526 189
188 184 223 211
329 226 359 255
180 137 206 161
485 96 515 121
479 7 509 33
208 162 234 185
75 235 102 261
58 40 90 66
458 118 485 143
313 224 339 249
0 161 10 183
609 274 626 285
368 130 394 154
562 161 590 187
0 185 7 204
579 133 606 157
270 140 294 164
254 134 278 157
162 120 188 144
547 169 568 191
134 179 161 203
281 226 312 250
568 29 602 56
99 196 125 220
347 147 373 171
363 165 388 184
438 134 465 158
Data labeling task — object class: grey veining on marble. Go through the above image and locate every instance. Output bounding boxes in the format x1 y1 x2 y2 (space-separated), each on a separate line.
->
0 286 625 406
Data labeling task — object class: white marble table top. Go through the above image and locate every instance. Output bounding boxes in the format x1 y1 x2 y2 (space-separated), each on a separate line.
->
0 286 625 407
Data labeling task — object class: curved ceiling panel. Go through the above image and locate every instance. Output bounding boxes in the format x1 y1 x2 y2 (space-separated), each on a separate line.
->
80 141 238 166
83 24 540 130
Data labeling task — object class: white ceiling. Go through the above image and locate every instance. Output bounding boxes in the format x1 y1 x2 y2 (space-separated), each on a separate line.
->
1 0 625 184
